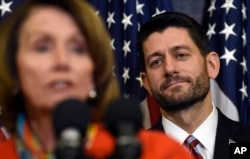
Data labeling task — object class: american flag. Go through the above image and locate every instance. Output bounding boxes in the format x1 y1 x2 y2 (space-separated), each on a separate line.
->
206 0 250 125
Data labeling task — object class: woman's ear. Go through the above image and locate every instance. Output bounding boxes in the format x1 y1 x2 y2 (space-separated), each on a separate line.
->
206 51 220 79
140 72 153 95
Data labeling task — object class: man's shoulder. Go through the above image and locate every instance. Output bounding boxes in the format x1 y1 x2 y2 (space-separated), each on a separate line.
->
217 110 250 141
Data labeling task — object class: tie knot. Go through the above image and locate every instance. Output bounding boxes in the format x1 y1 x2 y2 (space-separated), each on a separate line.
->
184 135 200 149
183 135 203 159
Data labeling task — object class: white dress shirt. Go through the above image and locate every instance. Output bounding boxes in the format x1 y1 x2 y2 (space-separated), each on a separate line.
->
161 104 218 159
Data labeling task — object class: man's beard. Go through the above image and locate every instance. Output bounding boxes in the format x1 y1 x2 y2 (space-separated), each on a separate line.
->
151 67 210 112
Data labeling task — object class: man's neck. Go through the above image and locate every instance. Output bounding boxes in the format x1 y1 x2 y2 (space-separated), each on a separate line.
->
161 97 213 134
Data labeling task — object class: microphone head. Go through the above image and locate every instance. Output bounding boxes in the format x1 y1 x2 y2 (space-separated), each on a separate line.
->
52 98 90 139
103 97 143 137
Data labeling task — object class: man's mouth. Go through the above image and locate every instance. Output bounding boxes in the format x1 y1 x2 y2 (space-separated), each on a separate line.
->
160 80 185 91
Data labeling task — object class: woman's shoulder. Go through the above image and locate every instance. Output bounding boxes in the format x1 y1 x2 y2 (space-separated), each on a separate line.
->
0 137 19 159
86 123 193 159
85 123 115 158
138 130 193 159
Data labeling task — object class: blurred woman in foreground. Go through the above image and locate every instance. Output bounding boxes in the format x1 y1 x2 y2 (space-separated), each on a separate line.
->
0 0 193 158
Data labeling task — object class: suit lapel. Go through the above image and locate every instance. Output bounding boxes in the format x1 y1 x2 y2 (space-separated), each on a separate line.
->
214 110 240 159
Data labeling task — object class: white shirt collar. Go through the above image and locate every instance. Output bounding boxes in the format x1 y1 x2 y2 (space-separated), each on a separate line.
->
162 104 218 159
193 105 218 157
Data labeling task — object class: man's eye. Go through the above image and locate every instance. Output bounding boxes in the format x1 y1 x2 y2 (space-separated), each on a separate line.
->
150 59 162 68
176 53 188 59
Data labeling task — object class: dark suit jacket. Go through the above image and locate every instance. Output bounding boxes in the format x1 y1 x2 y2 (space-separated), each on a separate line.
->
150 110 250 159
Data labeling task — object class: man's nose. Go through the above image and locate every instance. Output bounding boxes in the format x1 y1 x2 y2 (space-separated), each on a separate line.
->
164 56 176 74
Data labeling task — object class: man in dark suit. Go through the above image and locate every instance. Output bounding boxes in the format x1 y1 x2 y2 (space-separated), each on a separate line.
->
137 12 250 159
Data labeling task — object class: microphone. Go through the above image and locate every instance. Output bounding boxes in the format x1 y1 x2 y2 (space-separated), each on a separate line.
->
52 99 90 159
103 97 142 159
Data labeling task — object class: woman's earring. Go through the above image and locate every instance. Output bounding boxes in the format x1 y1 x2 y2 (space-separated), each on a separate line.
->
89 89 97 99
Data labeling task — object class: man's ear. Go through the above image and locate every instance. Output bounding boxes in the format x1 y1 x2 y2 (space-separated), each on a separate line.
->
140 72 153 95
206 51 220 79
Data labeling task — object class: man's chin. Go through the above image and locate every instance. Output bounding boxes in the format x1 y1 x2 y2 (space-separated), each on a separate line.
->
162 87 187 97
160 100 194 112
154 94 196 112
